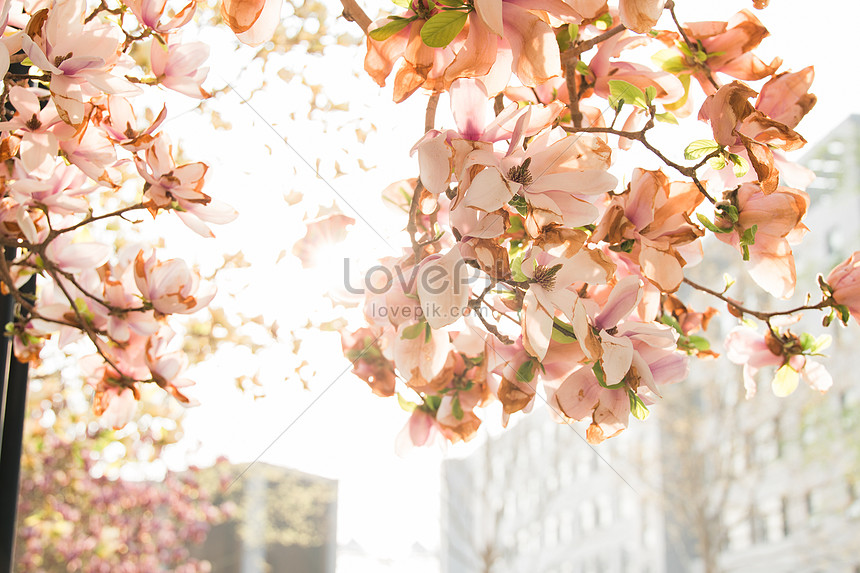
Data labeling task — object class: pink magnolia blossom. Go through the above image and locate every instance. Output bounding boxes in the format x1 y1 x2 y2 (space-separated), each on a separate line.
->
714 183 809 299
463 128 617 237
443 0 577 93
221 0 281 47
826 251 860 325
133 250 216 315
97 95 167 152
0 86 63 176
150 38 211 99
22 0 141 126
123 0 197 33
134 133 238 236
725 326 832 399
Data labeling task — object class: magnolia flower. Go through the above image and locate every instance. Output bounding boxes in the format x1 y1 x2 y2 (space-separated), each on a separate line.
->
521 229 614 361
123 0 196 33
463 128 617 237
559 276 687 442
150 38 210 99
698 81 809 193
0 86 63 176
221 0 281 46
591 168 704 292
413 78 564 196
365 11 461 103
675 9 781 94
98 95 167 152
342 327 397 397
725 326 832 399
714 183 808 299
826 251 860 325
133 250 216 315
22 0 141 126
619 0 664 34
134 134 237 236
443 0 577 93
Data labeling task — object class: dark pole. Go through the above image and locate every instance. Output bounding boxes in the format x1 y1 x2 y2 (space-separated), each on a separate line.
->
0 248 36 572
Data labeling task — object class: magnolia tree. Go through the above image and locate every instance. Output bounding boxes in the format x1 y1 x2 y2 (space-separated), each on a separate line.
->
323 0 860 448
1 0 859 481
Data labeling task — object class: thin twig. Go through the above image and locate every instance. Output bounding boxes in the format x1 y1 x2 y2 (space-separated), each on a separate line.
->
683 277 831 322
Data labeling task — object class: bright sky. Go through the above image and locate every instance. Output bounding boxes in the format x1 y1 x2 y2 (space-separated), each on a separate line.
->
144 0 860 567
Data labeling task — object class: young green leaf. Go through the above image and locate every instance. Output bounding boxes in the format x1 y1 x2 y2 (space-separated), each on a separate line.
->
368 17 411 41
644 85 657 105
729 153 749 177
608 80 648 109
551 318 577 344
401 320 425 339
451 395 464 420
654 111 678 124
696 213 732 234
510 251 528 282
516 360 536 384
652 49 688 73
707 154 727 170
397 393 418 412
420 10 468 47
628 390 650 420
684 139 721 160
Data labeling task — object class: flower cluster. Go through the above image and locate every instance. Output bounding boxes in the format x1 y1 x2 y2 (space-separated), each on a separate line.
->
329 0 859 448
0 0 236 429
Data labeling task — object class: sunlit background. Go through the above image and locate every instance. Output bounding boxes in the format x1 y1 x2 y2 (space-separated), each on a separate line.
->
17 0 860 571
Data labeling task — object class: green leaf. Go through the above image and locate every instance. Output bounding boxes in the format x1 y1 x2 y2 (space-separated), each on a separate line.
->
508 194 528 217
401 321 425 340
687 335 711 351
722 273 736 293
628 390 650 420
575 60 591 76
516 360 536 384
452 395 464 420
654 111 678 124
424 322 432 343
707 154 727 170
420 10 468 47
684 139 721 160
652 49 688 73
740 224 758 248
717 204 739 224
729 153 749 178
397 393 418 412
392 0 410 7
424 394 442 411
608 80 649 109
696 213 732 234
644 85 657 105
772 364 799 397
510 252 528 282
818 274 833 298
663 73 691 112
368 17 411 41
568 23 579 43
595 12 612 30
551 318 577 344
836 303 851 325
660 314 683 335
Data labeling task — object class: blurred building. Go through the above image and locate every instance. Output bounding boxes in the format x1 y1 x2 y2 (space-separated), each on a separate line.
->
441 115 860 573
193 462 337 573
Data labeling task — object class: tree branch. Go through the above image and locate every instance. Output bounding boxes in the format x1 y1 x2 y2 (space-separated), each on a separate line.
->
339 0 372 34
